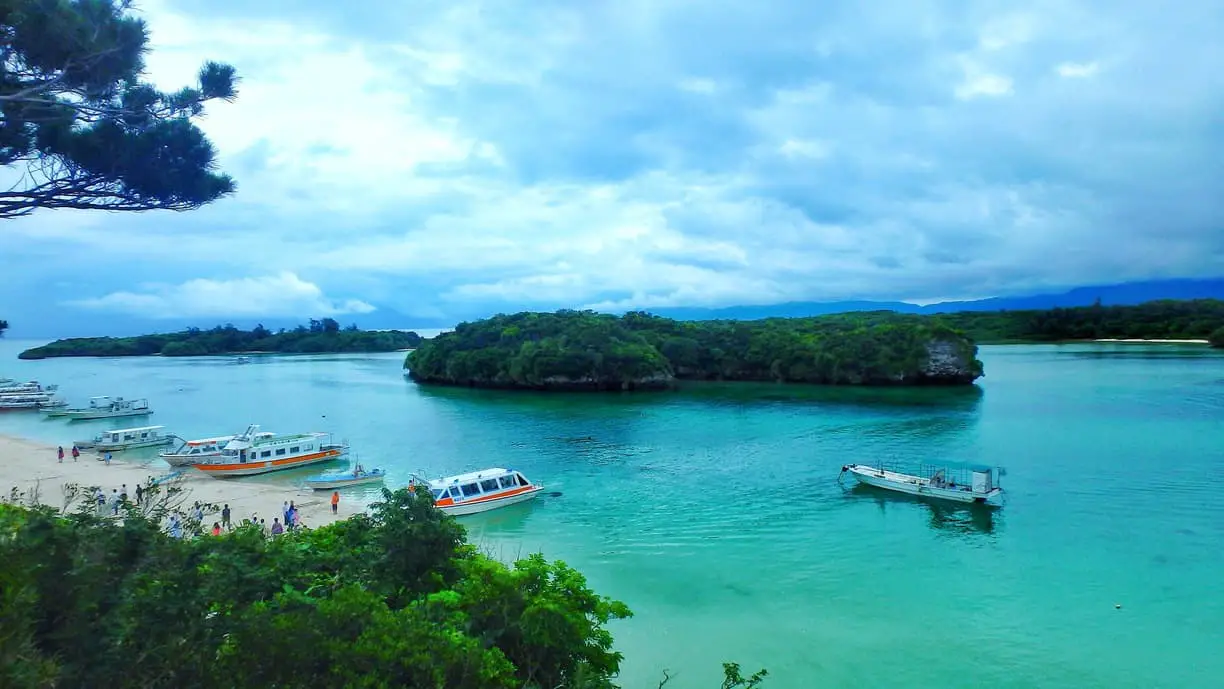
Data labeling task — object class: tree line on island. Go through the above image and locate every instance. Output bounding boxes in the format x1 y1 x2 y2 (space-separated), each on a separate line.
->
17 319 423 359
405 299 1224 392
0 486 766 688
406 310 985 390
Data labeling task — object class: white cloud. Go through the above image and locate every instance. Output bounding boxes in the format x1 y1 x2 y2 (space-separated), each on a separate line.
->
955 60 1014 99
677 77 718 94
67 273 374 319
1056 61 1100 78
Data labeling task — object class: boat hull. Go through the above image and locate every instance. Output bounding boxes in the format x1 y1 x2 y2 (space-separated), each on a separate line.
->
846 465 1002 506
437 486 544 516
62 409 153 420
193 448 345 478
162 452 222 468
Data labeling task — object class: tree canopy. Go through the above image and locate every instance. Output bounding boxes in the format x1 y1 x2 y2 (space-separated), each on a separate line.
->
0 484 766 688
405 309 983 390
938 299 1224 343
18 320 422 359
0 0 238 219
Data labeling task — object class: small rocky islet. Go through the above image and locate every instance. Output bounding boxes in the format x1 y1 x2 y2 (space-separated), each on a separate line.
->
404 309 985 391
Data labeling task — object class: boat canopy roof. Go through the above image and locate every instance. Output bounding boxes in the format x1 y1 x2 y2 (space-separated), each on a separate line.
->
106 425 164 433
430 467 517 487
185 435 236 445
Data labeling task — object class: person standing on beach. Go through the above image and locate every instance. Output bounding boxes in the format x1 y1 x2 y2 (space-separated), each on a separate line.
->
270 518 283 536
104 452 112 466
57 446 64 463
134 483 143 505
71 446 79 461
222 504 231 530
331 491 340 515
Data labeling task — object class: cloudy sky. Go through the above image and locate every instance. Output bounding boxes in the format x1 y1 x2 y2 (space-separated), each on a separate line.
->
5 0 1224 335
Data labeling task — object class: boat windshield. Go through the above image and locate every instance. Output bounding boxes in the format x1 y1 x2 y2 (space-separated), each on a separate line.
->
431 488 446 500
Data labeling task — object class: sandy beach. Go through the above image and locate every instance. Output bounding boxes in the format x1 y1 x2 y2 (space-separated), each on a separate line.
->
0 433 366 530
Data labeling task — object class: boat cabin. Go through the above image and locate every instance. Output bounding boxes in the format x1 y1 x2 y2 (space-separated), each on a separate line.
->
169 435 235 456
98 425 165 445
429 468 533 502
218 425 328 464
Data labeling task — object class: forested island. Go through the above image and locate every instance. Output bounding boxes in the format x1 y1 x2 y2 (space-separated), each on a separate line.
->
1 486 766 688
17 319 422 360
942 299 1224 344
405 310 984 391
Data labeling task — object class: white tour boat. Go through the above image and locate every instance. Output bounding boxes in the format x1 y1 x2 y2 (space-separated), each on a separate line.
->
0 381 57 395
426 467 544 516
74 425 175 452
841 462 1005 507
0 393 66 410
44 396 153 420
191 424 348 478
159 434 241 467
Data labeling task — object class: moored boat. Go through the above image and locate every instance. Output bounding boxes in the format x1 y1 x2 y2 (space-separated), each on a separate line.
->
46 396 153 420
426 467 544 516
840 462 1005 507
159 434 240 467
74 425 175 452
0 381 57 395
192 424 348 478
304 463 386 490
0 393 66 410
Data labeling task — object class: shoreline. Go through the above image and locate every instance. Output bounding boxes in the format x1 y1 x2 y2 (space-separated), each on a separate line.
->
0 433 366 530
1092 338 1210 344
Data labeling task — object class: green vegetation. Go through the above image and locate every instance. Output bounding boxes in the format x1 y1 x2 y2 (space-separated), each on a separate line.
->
1 0 237 219
0 485 764 688
1210 326 1224 349
940 299 1224 343
18 319 422 359
406 310 983 390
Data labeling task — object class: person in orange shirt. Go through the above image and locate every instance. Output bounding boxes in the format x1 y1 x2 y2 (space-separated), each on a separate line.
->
331 490 339 515
211 522 221 536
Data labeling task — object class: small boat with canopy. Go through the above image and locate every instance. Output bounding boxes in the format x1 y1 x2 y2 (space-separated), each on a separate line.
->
304 463 386 490
840 461 1005 507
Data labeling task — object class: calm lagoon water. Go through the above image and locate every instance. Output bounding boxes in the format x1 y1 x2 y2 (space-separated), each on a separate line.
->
2 340 1222 689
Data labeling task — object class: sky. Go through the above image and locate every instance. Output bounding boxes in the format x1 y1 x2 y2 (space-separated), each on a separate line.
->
4 0 1224 336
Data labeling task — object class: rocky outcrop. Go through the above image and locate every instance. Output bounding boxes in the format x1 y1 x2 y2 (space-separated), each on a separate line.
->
917 339 983 384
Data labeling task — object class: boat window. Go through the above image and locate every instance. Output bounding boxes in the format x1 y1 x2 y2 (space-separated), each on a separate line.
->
431 489 446 500
448 487 462 498
460 483 481 497
140 432 148 439
498 476 515 489
290 446 300 453
275 448 286 456
305 444 313 451
480 479 500 492
261 451 272 458
516 473 529 487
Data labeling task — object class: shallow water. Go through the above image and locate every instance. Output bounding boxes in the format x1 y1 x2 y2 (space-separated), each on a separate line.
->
2 341 1222 688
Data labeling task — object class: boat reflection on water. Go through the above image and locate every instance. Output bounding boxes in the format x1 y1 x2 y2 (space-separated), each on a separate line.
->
848 483 999 536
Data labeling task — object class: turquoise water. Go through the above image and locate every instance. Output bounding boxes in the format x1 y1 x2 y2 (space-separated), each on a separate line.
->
2 340 1222 689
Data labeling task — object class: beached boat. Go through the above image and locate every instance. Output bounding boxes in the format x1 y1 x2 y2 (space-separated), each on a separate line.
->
304 464 386 490
425 468 544 516
0 381 57 394
840 462 1005 507
159 434 240 467
191 424 348 478
44 396 153 420
74 425 175 452
0 393 65 410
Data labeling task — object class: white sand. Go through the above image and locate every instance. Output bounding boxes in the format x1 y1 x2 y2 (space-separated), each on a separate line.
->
0 433 365 530
1092 338 1210 344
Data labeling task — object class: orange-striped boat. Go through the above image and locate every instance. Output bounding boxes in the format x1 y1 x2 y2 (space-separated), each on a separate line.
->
191 424 347 478
426 468 543 516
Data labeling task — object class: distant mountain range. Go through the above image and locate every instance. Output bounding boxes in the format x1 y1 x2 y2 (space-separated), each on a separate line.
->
5 278 1223 340
639 278 1224 321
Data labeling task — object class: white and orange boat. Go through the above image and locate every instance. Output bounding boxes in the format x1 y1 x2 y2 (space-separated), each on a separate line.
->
425 467 544 516
191 424 348 478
